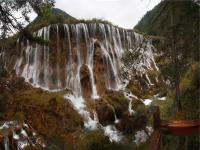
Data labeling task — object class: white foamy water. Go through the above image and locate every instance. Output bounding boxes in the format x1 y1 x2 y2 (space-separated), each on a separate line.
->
134 126 153 145
64 94 98 130
124 91 139 115
103 125 123 143
154 94 166 101
157 97 166 101
143 99 153 105
65 94 123 142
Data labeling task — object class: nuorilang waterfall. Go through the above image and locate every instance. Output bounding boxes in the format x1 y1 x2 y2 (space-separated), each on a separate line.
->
13 23 158 142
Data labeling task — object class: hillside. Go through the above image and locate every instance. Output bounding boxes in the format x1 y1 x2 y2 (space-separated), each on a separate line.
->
27 8 77 31
135 1 199 60
135 1 200 149
134 0 200 124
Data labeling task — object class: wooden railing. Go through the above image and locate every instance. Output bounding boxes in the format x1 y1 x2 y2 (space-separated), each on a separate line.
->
149 106 200 150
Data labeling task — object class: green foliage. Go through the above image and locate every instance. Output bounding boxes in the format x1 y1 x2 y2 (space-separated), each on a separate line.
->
76 131 133 150
179 62 200 119
0 0 54 38
152 62 200 120
27 8 77 32
27 8 121 33
150 60 199 149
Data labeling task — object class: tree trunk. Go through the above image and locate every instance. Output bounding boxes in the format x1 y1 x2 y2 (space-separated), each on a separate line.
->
170 6 182 112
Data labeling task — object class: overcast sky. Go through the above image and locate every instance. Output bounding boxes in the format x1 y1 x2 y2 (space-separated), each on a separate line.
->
54 0 160 29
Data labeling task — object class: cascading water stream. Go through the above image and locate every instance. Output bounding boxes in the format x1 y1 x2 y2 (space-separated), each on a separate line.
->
107 103 120 124
88 65 99 99
56 25 62 89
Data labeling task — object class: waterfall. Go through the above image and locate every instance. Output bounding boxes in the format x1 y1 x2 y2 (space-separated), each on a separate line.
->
88 65 99 99
13 23 158 143
14 23 156 94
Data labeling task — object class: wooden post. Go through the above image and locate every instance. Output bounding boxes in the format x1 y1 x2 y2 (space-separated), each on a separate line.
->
0 134 4 149
153 106 161 130
149 129 161 150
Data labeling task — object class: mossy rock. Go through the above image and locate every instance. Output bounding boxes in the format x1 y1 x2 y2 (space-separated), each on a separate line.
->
103 92 129 118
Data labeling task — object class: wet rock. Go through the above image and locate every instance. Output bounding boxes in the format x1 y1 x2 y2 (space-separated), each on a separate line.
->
94 41 103 63
95 100 115 126
80 65 90 80
80 65 92 98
